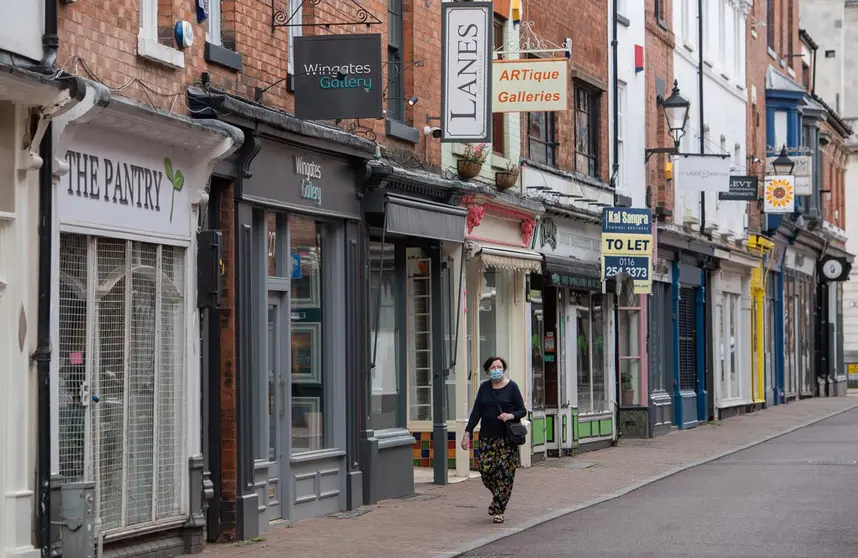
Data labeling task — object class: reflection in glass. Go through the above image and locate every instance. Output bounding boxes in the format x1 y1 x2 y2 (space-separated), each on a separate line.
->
591 296 606 412
478 270 510 377
268 304 276 461
441 259 456 421
290 215 325 453
576 309 591 412
369 242 399 430
531 293 545 410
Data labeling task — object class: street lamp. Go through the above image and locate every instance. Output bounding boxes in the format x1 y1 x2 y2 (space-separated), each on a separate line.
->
661 80 691 147
644 80 691 162
771 146 795 175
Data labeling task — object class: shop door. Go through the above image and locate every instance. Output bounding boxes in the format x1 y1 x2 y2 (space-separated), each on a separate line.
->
265 292 288 524
557 293 574 454
530 292 547 459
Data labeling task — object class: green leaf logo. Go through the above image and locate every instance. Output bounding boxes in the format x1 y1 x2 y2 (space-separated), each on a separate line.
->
164 157 185 222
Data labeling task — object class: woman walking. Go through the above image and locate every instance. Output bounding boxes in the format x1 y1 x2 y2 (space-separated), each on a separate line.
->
461 356 527 524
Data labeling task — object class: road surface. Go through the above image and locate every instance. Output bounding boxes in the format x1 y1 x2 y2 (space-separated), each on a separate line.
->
462 408 858 558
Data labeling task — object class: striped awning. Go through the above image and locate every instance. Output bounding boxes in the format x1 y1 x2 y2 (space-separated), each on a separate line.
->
470 244 542 273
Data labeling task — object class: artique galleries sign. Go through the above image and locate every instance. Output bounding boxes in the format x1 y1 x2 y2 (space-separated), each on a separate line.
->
492 58 568 113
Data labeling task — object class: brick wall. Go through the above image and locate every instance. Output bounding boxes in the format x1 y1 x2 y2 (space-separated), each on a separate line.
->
522 0 609 181
57 0 441 166
645 0 674 219
745 0 769 232
820 119 848 230
217 183 237 542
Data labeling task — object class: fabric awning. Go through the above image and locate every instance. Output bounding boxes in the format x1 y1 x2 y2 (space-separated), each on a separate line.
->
543 254 602 291
384 193 467 243
469 244 542 273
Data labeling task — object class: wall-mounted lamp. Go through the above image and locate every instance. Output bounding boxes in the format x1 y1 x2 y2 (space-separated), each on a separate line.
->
644 80 691 163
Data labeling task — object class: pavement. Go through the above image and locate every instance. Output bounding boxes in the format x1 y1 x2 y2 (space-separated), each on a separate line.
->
462 405 858 558
199 396 858 558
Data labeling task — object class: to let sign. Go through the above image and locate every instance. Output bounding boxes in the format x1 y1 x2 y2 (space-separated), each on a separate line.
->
441 2 492 143
492 58 567 113
600 207 653 294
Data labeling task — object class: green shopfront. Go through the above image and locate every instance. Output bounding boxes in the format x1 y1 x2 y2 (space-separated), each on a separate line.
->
530 210 615 459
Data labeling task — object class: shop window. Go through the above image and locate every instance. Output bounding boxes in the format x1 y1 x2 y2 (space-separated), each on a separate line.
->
577 293 607 413
575 85 600 178
290 215 330 453
477 269 512 378
57 233 186 532
441 257 457 421
678 287 697 391
531 289 546 410
528 110 556 167
618 292 641 406
720 293 741 400
369 242 400 430
407 250 434 421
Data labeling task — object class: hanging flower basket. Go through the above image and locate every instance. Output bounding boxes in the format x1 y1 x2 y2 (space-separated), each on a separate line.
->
457 159 482 180
495 170 519 191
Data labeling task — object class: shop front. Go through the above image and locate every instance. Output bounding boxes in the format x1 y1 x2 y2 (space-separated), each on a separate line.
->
648 254 675 437
51 95 242 556
657 227 712 429
532 211 612 456
710 250 757 419
760 240 785 407
453 193 543 473
783 245 817 400
360 164 468 499
816 242 853 397
228 133 370 536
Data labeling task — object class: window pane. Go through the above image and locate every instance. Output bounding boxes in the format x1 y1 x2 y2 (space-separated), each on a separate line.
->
591 296 607 411
478 270 511 378
369 242 400 429
576 309 591 412
268 304 277 460
408 250 434 421
531 292 545 410
729 295 738 398
441 258 456 421
619 305 640 405
290 215 326 453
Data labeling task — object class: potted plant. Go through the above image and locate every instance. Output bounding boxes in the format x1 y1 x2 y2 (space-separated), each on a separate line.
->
457 143 488 180
621 372 635 406
495 161 520 191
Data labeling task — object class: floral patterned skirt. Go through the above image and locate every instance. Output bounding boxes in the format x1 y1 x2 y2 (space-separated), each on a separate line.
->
478 436 518 515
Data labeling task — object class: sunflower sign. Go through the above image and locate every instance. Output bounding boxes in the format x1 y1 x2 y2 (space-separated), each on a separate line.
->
763 175 795 214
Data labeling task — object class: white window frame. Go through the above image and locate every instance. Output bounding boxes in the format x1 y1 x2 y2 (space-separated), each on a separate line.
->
138 0 185 68
681 0 692 47
617 81 626 190
287 0 304 77
617 0 628 18
720 292 741 401
718 0 726 68
733 8 743 82
53 232 191 539
206 0 222 46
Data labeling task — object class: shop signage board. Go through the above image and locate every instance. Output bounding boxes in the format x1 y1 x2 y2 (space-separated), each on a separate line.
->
766 155 812 196
719 175 758 201
441 2 493 142
601 207 653 294
293 34 383 121
492 58 567 113
763 175 795 214
673 154 732 193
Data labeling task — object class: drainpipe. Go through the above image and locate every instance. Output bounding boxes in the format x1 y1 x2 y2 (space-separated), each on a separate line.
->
35 2 60 555
611 0 619 193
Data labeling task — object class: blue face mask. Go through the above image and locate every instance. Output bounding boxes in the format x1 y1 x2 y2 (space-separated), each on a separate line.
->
489 369 504 381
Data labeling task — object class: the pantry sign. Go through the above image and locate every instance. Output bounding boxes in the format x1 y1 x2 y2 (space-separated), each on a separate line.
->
492 58 567 113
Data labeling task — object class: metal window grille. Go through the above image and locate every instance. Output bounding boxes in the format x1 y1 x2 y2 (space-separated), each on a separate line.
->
678 287 697 391
57 233 186 541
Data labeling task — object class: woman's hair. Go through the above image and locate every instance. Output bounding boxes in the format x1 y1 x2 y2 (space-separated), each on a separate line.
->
482 356 508 372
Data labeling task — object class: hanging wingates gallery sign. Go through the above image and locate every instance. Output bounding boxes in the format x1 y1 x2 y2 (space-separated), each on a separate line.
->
294 34 383 121
441 2 492 143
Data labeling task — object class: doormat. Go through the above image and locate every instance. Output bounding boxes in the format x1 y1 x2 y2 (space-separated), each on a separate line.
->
537 459 596 470
327 508 373 519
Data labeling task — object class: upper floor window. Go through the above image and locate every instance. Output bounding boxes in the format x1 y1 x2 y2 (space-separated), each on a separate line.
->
655 0 666 26
387 0 405 123
492 17 506 156
681 0 692 45
206 0 222 46
288 0 303 78
528 111 556 167
718 0 727 65
139 0 184 67
575 86 601 178
767 0 775 50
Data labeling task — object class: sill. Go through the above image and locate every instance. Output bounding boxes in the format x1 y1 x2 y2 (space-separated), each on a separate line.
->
787 67 796 78
735 83 746 92
704 59 714 68
137 35 184 69
205 42 242 72
657 18 668 31
290 448 347 463
617 13 630 27
720 71 731 81
491 153 512 170
386 119 419 144
751 29 758 40
768 47 777 60
683 40 695 53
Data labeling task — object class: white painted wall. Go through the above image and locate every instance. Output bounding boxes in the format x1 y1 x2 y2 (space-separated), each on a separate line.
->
799 0 847 117
0 0 44 62
610 0 646 207
673 0 749 240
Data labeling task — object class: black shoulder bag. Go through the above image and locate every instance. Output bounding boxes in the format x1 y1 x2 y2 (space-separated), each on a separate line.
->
489 387 528 446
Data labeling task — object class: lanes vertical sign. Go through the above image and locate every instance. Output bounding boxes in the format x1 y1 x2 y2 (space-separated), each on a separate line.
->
441 2 493 143
601 207 653 294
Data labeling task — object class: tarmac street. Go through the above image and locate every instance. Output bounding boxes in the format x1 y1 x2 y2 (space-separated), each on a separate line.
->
462 408 858 558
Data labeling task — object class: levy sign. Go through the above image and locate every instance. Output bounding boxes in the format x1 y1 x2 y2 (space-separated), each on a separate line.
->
441 2 492 143
601 207 653 294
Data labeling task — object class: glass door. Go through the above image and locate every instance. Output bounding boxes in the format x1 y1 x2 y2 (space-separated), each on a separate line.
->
266 292 287 523
530 292 547 458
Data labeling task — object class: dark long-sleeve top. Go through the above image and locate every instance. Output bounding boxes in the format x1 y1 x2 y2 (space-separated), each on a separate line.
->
465 380 527 439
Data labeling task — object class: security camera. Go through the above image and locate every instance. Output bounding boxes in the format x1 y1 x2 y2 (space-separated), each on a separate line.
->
423 126 443 139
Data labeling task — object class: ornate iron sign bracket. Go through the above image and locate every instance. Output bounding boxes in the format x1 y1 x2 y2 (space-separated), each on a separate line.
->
268 0 382 30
